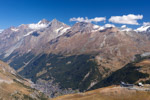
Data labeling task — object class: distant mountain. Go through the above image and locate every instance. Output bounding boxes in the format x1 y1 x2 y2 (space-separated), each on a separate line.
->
136 23 150 33
1 19 150 97
0 60 49 100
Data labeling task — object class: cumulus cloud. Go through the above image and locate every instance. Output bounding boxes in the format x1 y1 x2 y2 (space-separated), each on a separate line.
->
109 14 143 25
0 29 4 33
143 22 150 26
104 24 115 28
121 25 127 28
29 23 48 30
70 17 106 23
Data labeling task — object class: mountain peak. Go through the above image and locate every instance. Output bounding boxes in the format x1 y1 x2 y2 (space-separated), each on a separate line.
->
51 18 60 24
49 19 69 29
136 25 150 32
70 22 96 33
38 19 50 25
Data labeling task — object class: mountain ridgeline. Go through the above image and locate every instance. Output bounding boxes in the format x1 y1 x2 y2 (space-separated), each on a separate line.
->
1 19 150 97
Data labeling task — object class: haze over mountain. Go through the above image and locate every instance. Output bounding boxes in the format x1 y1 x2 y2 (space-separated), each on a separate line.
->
0 18 150 98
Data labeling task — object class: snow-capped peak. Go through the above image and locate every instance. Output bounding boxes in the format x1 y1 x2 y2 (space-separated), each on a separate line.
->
28 19 50 30
38 19 50 25
11 28 19 32
136 22 150 32
55 26 71 36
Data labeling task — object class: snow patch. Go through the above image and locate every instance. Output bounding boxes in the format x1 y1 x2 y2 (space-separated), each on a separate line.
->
24 31 34 36
11 28 19 32
59 27 71 34
55 27 64 33
136 25 150 32
55 27 71 35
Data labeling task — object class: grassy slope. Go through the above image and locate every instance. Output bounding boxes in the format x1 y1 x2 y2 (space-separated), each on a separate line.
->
91 56 150 90
0 60 49 100
52 86 150 100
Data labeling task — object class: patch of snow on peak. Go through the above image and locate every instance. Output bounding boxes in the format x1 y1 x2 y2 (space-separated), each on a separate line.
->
55 27 64 33
11 28 19 32
136 26 150 32
136 22 150 32
24 31 34 37
60 27 71 34
56 27 71 36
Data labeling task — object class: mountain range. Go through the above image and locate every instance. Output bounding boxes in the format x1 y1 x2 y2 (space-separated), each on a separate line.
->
1 19 150 97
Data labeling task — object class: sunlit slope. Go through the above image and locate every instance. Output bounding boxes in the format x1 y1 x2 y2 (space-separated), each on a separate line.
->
53 86 150 100
0 60 49 100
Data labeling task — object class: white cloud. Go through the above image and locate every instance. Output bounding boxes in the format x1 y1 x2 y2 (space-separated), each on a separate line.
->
120 25 132 32
104 24 115 28
121 25 127 28
0 29 4 33
29 23 48 30
143 22 150 26
70 17 106 23
28 21 49 30
109 14 143 25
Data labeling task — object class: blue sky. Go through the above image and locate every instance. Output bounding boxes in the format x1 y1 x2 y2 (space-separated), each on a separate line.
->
0 0 150 29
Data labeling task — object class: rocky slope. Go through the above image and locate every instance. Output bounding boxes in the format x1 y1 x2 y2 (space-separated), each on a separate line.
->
0 60 49 100
1 19 150 97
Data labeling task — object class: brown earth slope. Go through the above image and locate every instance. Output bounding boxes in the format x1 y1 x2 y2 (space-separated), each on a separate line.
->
53 86 150 100
0 60 49 100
